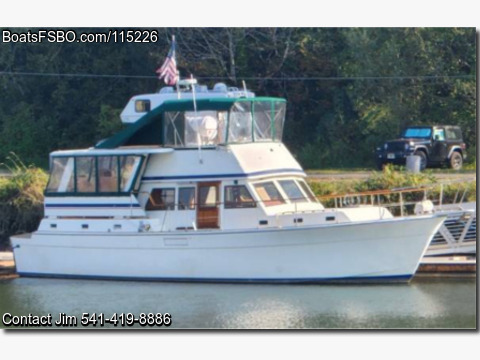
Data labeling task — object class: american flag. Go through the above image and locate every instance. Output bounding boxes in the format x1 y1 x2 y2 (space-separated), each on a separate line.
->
156 37 178 85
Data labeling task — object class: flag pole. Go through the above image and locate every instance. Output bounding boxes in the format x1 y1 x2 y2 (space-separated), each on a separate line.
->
172 35 181 99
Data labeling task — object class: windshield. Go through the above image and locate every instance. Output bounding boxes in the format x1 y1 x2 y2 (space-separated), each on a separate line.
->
403 127 432 138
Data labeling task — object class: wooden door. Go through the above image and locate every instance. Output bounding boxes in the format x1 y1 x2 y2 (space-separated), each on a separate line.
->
197 182 220 229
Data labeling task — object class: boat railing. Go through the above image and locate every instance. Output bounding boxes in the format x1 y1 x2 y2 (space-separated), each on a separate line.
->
316 177 476 217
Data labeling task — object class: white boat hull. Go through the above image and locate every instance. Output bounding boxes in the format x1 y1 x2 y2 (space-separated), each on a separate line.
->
11 215 444 283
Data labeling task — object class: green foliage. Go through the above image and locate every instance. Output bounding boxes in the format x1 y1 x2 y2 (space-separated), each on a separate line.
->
359 164 437 191
0 28 475 170
309 165 475 211
0 154 48 249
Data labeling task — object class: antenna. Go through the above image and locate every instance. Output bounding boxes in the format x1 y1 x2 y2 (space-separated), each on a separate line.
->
191 74 203 164
242 80 247 97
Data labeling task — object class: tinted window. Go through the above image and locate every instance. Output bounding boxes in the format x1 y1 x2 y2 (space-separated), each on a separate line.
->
445 127 462 141
254 182 285 207
178 187 195 210
298 180 317 203
120 156 141 192
146 188 175 211
98 156 118 193
224 185 256 209
278 180 307 203
135 100 151 112
76 157 96 193
403 128 432 138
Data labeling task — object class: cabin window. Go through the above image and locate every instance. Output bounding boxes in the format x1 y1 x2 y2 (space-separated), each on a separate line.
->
146 188 175 211
254 181 285 207
298 180 318 203
224 185 256 209
135 100 151 113
75 157 97 193
98 156 118 193
46 157 74 193
120 156 141 192
178 187 196 210
278 180 307 203
45 155 143 195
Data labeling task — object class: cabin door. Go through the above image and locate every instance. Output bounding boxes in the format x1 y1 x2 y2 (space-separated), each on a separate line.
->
197 182 220 229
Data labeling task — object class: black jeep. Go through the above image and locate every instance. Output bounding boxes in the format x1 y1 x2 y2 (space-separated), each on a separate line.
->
376 125 466 170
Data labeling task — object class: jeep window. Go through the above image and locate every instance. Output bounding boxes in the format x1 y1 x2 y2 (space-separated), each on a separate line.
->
445 128 462 141
403 128 432 138
433 128 445 141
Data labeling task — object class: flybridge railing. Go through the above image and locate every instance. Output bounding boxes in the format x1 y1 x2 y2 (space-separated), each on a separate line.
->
316 178 476 217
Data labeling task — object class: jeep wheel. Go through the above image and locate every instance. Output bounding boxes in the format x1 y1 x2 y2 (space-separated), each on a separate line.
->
414 151 427 171
450 151 463 170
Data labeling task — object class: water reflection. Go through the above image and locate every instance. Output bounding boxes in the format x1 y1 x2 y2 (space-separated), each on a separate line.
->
0 277 475 329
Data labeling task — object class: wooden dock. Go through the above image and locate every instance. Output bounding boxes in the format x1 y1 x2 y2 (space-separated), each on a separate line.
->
0 251 16 279
416 256 476 277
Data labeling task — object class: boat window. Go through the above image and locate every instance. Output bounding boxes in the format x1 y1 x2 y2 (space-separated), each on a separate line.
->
272 101 286 141
135 99 151 113
178 187 196 210
98 156 118 193
46 157 74 193
224 185 256 209
76 157 96 193
164 111 185 146
228 102 253 143
298 180 318 203
198 185 218 208
278 180 307 203
253 101 273 141
146 188 175 211
185 111 227 146
254 181 285 207
45 155 143 195
165 111 228 147
120 156 141 192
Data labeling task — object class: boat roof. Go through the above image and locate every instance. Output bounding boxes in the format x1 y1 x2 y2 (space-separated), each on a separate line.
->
96 97 285 149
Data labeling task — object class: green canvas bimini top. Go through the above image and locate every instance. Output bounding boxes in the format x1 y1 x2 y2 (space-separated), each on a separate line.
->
96 97 285 149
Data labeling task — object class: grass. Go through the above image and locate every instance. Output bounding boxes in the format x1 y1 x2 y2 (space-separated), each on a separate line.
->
0 154 48 250
308 164 476 210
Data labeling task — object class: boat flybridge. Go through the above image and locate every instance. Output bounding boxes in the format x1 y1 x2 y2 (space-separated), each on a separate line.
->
11 79 446 283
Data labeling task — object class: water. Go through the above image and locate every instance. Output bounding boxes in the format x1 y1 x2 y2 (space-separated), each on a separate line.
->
0 277 476 329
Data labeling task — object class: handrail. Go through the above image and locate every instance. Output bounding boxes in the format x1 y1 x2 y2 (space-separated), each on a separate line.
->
316 179 475 216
